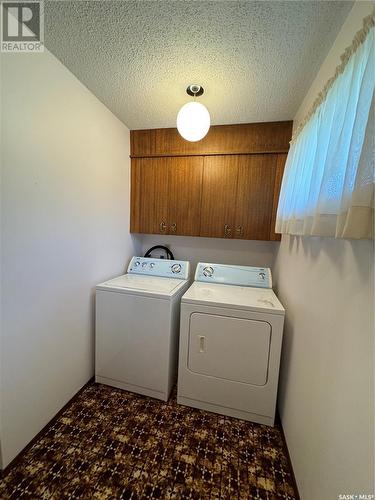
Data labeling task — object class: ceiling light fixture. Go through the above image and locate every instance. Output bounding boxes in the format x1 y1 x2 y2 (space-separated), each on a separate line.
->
177 85 210 142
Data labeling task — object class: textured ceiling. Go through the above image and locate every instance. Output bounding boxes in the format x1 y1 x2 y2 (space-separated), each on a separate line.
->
44 1 353 129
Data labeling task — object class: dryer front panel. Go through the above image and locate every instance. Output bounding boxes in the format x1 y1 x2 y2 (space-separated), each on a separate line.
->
188 313 271 386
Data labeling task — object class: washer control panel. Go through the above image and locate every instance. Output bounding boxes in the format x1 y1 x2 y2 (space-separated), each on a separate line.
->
195 262 272 289
128 257 190 279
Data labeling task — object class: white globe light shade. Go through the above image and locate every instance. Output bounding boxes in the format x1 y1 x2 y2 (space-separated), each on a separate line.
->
176 101 210 142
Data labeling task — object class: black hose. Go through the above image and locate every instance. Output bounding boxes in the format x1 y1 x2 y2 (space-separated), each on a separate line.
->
144 245 175 260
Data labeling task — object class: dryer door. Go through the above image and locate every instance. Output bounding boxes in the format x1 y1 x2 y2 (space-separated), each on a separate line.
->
188 313 271 385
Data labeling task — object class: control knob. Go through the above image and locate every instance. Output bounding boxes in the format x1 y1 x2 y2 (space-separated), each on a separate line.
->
203 266 214 277
149 262 155 269
259 272 266 280
134 260 140 267
171 264 182 274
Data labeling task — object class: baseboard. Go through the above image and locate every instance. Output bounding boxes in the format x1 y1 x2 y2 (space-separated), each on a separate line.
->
0 377 94 478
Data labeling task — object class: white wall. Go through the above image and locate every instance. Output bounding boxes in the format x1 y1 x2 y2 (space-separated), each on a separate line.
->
140 234 278 271
274 3 375 499
141 234 279 272
0 48 141 468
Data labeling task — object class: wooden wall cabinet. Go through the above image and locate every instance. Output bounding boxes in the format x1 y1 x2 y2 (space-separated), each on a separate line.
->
131 156 203 236
130 122 291 241
199 156 238 239
199 154 286 240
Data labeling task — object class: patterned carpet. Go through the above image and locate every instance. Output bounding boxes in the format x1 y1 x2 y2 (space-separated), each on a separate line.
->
0 383 297 499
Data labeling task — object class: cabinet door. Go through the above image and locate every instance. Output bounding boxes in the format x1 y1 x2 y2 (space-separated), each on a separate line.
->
167 156 203 236
234 155 277 240
130 158 169 234
200 156 239 238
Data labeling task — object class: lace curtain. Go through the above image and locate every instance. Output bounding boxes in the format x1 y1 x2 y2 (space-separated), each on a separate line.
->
276 13 374 239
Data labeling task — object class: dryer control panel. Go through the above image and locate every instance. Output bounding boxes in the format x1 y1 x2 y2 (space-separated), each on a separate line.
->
195 263 272 289
128 257 190 280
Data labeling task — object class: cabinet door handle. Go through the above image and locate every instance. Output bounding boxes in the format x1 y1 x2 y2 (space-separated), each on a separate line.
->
160 221 167 232
224 224 232 237
236 225 244 237
170 223 177 233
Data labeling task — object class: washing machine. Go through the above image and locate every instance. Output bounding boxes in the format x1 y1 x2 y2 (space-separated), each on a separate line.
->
177 262 284 426
95 256 190 401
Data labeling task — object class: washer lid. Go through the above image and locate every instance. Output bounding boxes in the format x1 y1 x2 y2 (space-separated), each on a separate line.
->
96 274 187 297
182 282 285 315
